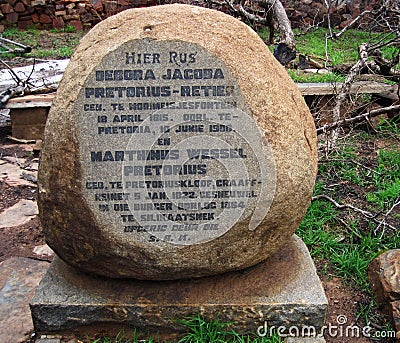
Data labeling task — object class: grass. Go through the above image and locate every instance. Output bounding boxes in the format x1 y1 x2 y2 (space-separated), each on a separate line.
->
259 26 399 82
85 315 282 343
296 124 400 293
366 146 400 209
178 315 281 343
91 330 156 343
287 69 345 83
0 26 84 59
294 28 398 66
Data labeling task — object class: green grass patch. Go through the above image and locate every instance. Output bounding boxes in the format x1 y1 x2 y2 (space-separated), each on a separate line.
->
50 25 76 33
377 119 400 135
287 69 345 83
366 179 400 209
297 133 400 291
297 198 341 260
178 315 282 342
298 201 400 290
0 26 84 59
259 27 399 82
294 28 398 66
367 148 400 209
84 315 283 342
329 229 400 291
318 142 370 186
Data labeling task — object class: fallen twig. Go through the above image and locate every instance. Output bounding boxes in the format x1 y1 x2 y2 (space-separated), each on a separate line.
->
319 158 382 175
312 194 398 232
0 37 31 54
0 59 38 106
316 104 400 134
330 10 373 39
330 43 369 146
312 194 374 217
374 197 400 236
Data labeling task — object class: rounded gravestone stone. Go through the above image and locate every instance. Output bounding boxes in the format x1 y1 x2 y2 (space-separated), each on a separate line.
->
38 4 317 280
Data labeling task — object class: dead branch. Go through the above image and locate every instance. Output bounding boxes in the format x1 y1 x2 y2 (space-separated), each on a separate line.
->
0 59 23 85
261 0 296 65
374 197 400 236
0 85 26 105
0 59 39 107
234 2 268 24
84 0 104 21
299 54 325 69
330 10 373 39
317 104 400 134
312 194 375 217
0 37 31 54
312 194 397 232
224 0 296 65
328 43 369 146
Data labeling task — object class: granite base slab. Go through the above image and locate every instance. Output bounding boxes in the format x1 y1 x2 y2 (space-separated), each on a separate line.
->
30 235 327 339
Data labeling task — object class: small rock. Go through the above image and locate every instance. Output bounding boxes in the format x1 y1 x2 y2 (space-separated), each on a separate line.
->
0 199 38 228
31 0 46 6
53 16 65 29
33 244 54 257
21 171 37 183
31 13 40 23
69 19 83 31
33 140 42 152
0 162 37 187
36 336 61 343
6 12 19 24
368 249 400 302
2 155 26 165
39 13 52 24
369 249 400 332
14 2 26 12
1 3 14 14
55 10 67 16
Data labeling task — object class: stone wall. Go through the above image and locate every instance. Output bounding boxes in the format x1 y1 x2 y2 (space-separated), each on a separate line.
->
0 0 382 31
282 0 381 29
0 0 158 30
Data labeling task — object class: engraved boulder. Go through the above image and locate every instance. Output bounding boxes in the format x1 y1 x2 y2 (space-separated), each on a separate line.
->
38 4 317 280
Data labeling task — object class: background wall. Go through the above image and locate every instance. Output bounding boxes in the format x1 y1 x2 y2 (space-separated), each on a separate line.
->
0 0 382 31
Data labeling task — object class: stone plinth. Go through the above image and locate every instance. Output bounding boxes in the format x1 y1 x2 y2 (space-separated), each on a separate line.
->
31 235 327 338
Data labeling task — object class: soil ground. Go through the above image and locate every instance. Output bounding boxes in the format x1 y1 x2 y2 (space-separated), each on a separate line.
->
0 128 49 263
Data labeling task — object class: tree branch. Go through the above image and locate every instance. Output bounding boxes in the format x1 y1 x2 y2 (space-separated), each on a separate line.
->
330 10 373 39
312 194 397 232
317 104 400 134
